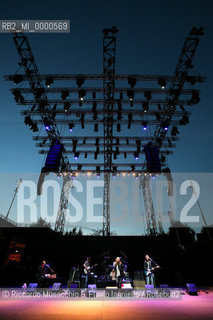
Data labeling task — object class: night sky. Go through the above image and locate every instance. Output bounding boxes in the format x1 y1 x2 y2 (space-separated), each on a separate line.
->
0 0 212 234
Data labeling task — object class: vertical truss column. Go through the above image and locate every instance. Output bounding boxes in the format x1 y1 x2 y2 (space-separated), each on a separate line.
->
13 33 72 233
140 174 157 235
55 174 73 232
102 27 118 236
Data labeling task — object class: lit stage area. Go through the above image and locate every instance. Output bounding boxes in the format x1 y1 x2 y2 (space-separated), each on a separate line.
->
0 290 213 320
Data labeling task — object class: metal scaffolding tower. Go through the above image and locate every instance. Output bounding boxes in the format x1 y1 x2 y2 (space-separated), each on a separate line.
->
102 26 118 236
5 27 204 235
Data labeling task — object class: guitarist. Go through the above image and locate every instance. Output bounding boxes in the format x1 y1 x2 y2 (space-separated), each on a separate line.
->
83 257 92 288
144 254 159 287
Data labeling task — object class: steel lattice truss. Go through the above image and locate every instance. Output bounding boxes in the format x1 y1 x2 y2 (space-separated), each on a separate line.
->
5 26 204 235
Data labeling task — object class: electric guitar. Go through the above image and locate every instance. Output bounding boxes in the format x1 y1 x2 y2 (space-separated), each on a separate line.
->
84 264 98 275
144 265 160 276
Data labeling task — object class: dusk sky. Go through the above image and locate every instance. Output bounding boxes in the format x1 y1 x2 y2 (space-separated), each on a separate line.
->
0 0 213 234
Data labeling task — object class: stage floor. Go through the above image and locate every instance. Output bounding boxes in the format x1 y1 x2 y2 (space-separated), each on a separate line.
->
0 289 213 320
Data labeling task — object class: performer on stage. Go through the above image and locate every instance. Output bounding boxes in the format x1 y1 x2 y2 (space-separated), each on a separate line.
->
38 260 55 288
144 254 159 287
113 257 124 288
83 257 91 288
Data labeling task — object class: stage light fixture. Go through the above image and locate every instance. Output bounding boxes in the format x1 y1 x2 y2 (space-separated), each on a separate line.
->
171 126 179 136
131 165 135 172
76 76 85 88
96 166 101 177
116 138 120 145
80 113 85 129
61 90 69 100
142 121 148 131
92 92 96 99
45 76 54 87
13 74 24 84
127 89 135 101
190 90 200 104
162 121 169 131
114 152 117 160
124 152 127 159
142 101 149 112
158 78 166 89
85 153 87 159
78 165 82 171
64 102 71 113
69 123 74 132
128 113 132 129
44 117 50 131
117 124 121 132
94 124 98 132
144 90 151 101
161 155 166 162
128 76 137 88
78 89 86 101
94 153 98 160
158 104 162 111
179 114 189 125
74 152 79 160
95 138 99 146
134 152 139 160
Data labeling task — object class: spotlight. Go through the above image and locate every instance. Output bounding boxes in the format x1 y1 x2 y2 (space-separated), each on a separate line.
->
94 124 98 132
83 138 86 144
96 166 100 177
127 89 135 101
92 92 96 99
94 153 98 160
117 124 121 132
162 121 169 131
124 152 127 159
64 102 71 113
80 113 85 129
69 123 74 132
13 74 24 84
134 152 139 160
116 138 120 145
61 90 69 100
179 114 189 125
171 126 179 136
128 113 132 129
95 138 99 146
85 153 87 159
158 78 166 89
74 152 79 160
167 138 172 147
142 101 149 112
45 76 54 87
161 155 166 162
190 90 200 104
144 90 151 101
142 121 148 131
76 76 85 88
44 117 50 131
128 77 137 88
114 152 117 160
78 89 86 101
78 165 82 171
131 165 135 172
